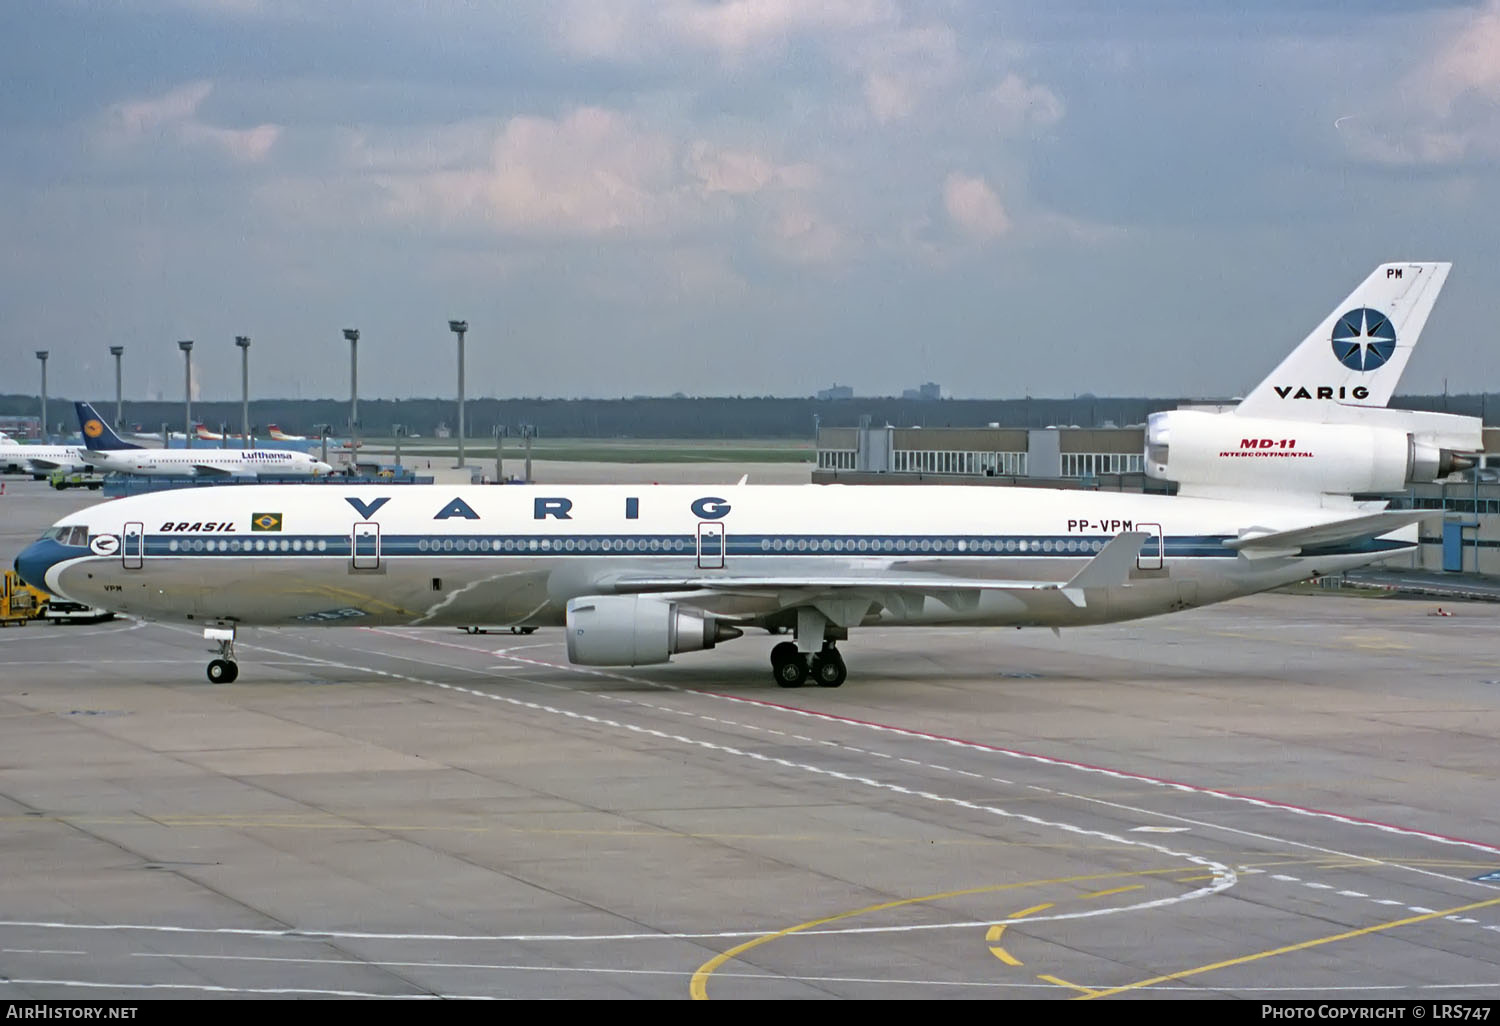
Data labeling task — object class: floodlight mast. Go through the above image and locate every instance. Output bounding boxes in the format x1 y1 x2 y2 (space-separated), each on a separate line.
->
448 320 468 469
178 340 194 448
235 336 251 447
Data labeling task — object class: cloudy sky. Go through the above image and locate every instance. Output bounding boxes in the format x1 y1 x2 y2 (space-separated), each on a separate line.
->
3 0 1500 403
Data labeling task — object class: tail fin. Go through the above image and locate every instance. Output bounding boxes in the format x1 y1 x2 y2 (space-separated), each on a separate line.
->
1235 262 1450 421
75 402 140 451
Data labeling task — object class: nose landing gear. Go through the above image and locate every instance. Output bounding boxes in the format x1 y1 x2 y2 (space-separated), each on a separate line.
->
204 626 238 684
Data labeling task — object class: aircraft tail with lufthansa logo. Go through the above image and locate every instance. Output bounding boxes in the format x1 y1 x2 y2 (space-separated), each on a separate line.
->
1147 263 1482 505
74 402 142 452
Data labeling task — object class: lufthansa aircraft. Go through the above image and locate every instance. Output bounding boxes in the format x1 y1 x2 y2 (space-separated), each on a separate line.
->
73 403 334 479
15 263 1482 687
0 432 92 477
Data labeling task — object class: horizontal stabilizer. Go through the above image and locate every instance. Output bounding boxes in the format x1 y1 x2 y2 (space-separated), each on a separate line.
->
1060 530 1150 607
1225 510 1429 558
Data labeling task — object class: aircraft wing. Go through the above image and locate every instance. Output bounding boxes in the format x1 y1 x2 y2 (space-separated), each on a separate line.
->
191 464 239 478
606 531 1150 618
1225 510 1430 559
76 450 110 467
20 456 67 470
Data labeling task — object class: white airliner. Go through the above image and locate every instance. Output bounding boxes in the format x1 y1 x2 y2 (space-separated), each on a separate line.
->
0 431 92 477
194 423 250 443
266 425 307 441
73 403 334 480
15 263 1482 687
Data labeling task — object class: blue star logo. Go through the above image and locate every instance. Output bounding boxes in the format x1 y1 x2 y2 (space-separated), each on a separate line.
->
1330 308 1397 372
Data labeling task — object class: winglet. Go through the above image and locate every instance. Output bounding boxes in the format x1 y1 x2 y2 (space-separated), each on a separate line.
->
1060 530 1149 607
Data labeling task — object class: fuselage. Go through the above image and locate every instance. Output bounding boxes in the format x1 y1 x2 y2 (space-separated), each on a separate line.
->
84 447 332 478
0 442 90 475
15 483 1414 632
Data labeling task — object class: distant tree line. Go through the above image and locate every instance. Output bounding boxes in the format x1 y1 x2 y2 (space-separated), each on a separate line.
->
2 393 1495 439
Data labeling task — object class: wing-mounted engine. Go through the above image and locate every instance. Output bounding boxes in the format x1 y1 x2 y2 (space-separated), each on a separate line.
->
1146 409 1480 499
565 594 743 666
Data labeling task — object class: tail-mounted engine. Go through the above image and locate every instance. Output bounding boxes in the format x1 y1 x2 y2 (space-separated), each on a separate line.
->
1146 409 1480 497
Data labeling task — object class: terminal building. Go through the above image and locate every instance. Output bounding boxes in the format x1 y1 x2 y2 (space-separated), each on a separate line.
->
814 422 1500 576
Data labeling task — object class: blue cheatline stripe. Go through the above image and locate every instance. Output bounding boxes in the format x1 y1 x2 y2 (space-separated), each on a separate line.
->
118 532 1413 560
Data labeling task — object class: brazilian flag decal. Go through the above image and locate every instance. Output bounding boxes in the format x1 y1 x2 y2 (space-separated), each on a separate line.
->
251 512 283 532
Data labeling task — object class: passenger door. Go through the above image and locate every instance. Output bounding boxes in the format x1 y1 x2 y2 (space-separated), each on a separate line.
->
352 521 381 570
1136 522 1163 570
122 521 144 570
697 522 725 570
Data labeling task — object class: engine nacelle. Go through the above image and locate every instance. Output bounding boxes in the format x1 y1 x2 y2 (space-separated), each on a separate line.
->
565 594 742 666
1146 410 1476 496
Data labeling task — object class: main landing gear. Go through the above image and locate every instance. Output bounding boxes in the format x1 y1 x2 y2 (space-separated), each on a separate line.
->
770 640 847 689
204 626 238 684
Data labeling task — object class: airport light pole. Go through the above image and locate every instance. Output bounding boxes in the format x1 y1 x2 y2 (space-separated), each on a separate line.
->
392 424 403 470
109 346 125 428
178 340 194 448
448 320 467 469
343 329 359 463
34 351 47 440
235 336 251 448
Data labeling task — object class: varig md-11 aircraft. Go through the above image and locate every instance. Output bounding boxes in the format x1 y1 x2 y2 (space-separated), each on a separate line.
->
15 263 1483 686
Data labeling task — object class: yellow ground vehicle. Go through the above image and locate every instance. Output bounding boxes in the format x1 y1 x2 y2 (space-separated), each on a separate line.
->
49 469 103 490
1 570 49 626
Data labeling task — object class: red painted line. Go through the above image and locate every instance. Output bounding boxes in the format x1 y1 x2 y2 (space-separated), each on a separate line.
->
696 692 1500 857
359 627 1500 858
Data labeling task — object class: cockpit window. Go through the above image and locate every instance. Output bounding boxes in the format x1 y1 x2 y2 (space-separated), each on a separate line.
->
42 526 88 546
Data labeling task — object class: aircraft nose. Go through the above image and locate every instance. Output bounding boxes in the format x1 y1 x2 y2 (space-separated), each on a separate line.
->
14 538 68 592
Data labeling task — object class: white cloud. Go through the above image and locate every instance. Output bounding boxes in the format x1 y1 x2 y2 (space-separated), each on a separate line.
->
688 142 817 194
942 172 1010 241
767 205 844 264
986 73 1064 134
308 108 833 268
1341 0 1500 166
557 0 897 60
852 23 959 124
101 80 282 163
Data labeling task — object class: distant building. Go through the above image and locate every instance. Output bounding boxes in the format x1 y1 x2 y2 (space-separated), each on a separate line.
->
816 384 854 401
0 415 41 440
901 382 941 401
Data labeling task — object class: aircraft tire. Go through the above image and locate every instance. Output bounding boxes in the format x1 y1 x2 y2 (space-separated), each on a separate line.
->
773 654 808 688
770 641 798 664
207 659 238 684
812 651 846 688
